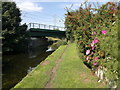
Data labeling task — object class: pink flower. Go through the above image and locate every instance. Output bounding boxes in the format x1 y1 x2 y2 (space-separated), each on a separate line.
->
92 37 99 44
111 7 116 10
86 50 90 55
91 43 94 47
94 62 97 66
92 32 96 35
90 52 94 55
88 60 90 63
86 56 89 60
94 39 99 43
92 46 95 50
94 57 98 61
101 30 107 35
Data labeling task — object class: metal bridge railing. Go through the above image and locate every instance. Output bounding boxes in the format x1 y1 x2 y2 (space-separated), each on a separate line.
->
27 23 66 31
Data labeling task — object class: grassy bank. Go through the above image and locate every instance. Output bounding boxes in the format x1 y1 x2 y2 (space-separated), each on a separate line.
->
13 45 67 88
13 43 107 88
50 44 107 88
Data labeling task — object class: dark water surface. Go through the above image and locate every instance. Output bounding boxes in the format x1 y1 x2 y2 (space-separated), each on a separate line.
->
2 44 55 89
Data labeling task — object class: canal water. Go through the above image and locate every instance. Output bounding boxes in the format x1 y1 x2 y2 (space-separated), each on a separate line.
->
2 38 57 89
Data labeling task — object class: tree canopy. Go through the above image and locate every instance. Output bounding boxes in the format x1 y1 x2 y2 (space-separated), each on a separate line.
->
2 2 29 53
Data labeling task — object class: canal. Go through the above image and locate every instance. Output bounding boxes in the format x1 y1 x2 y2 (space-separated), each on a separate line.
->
2 38 58 89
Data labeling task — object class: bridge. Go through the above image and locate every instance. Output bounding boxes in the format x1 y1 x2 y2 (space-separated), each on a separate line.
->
27 23 66 38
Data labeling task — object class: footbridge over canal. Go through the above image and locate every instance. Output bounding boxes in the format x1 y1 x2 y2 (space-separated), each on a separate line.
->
27 23 66 38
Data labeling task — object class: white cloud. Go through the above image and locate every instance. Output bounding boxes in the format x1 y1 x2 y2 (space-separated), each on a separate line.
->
16 2 43 12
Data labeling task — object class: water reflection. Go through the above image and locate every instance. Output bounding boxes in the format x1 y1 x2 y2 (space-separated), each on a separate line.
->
2 38 54 89
28 46 48 58
46 47 52 52
27 66 35 74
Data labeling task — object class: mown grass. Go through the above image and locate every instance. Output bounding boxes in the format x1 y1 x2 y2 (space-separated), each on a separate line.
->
12 45 67 88
13 43 107 88
50 43 107 88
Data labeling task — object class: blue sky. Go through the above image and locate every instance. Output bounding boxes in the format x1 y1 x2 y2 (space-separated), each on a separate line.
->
13 0 115 27
15 2 85 27
20 2 69 27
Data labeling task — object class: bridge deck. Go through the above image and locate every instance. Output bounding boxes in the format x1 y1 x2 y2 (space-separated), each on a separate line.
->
28 28 66 38
28 23 65 31
27 23 66 38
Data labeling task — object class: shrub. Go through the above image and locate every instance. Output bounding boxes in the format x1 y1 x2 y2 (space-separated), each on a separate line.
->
65 2 118 87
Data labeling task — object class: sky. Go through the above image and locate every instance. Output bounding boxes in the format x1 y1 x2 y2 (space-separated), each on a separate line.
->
12 0 119 28
15 1 85 27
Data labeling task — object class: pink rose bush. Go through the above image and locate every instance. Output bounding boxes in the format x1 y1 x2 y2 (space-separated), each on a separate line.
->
92 46 95 50
92 31 96 35
65 2 118 87
90 52 94 55
92 37 99 44
94 57 99 61
94 62 97 66
86 50 90 55
101 30 107 35
86 56 89 60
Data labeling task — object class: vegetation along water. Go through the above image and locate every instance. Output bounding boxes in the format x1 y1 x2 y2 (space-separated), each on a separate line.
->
1 1 119 89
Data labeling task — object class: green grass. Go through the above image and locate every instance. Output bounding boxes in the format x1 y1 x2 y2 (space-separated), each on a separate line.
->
13 43 107 88
13 45 67 88
51 43 107 88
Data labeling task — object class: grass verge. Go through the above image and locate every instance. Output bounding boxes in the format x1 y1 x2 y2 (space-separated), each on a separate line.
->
12 45 67 88
13 43 107 88
50 43 107 88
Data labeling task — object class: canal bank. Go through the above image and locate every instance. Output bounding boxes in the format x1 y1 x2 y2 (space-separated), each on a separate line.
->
2 37 58 89
13 43 107 88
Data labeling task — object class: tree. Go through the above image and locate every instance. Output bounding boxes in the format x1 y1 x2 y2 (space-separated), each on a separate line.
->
2 2 29 53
